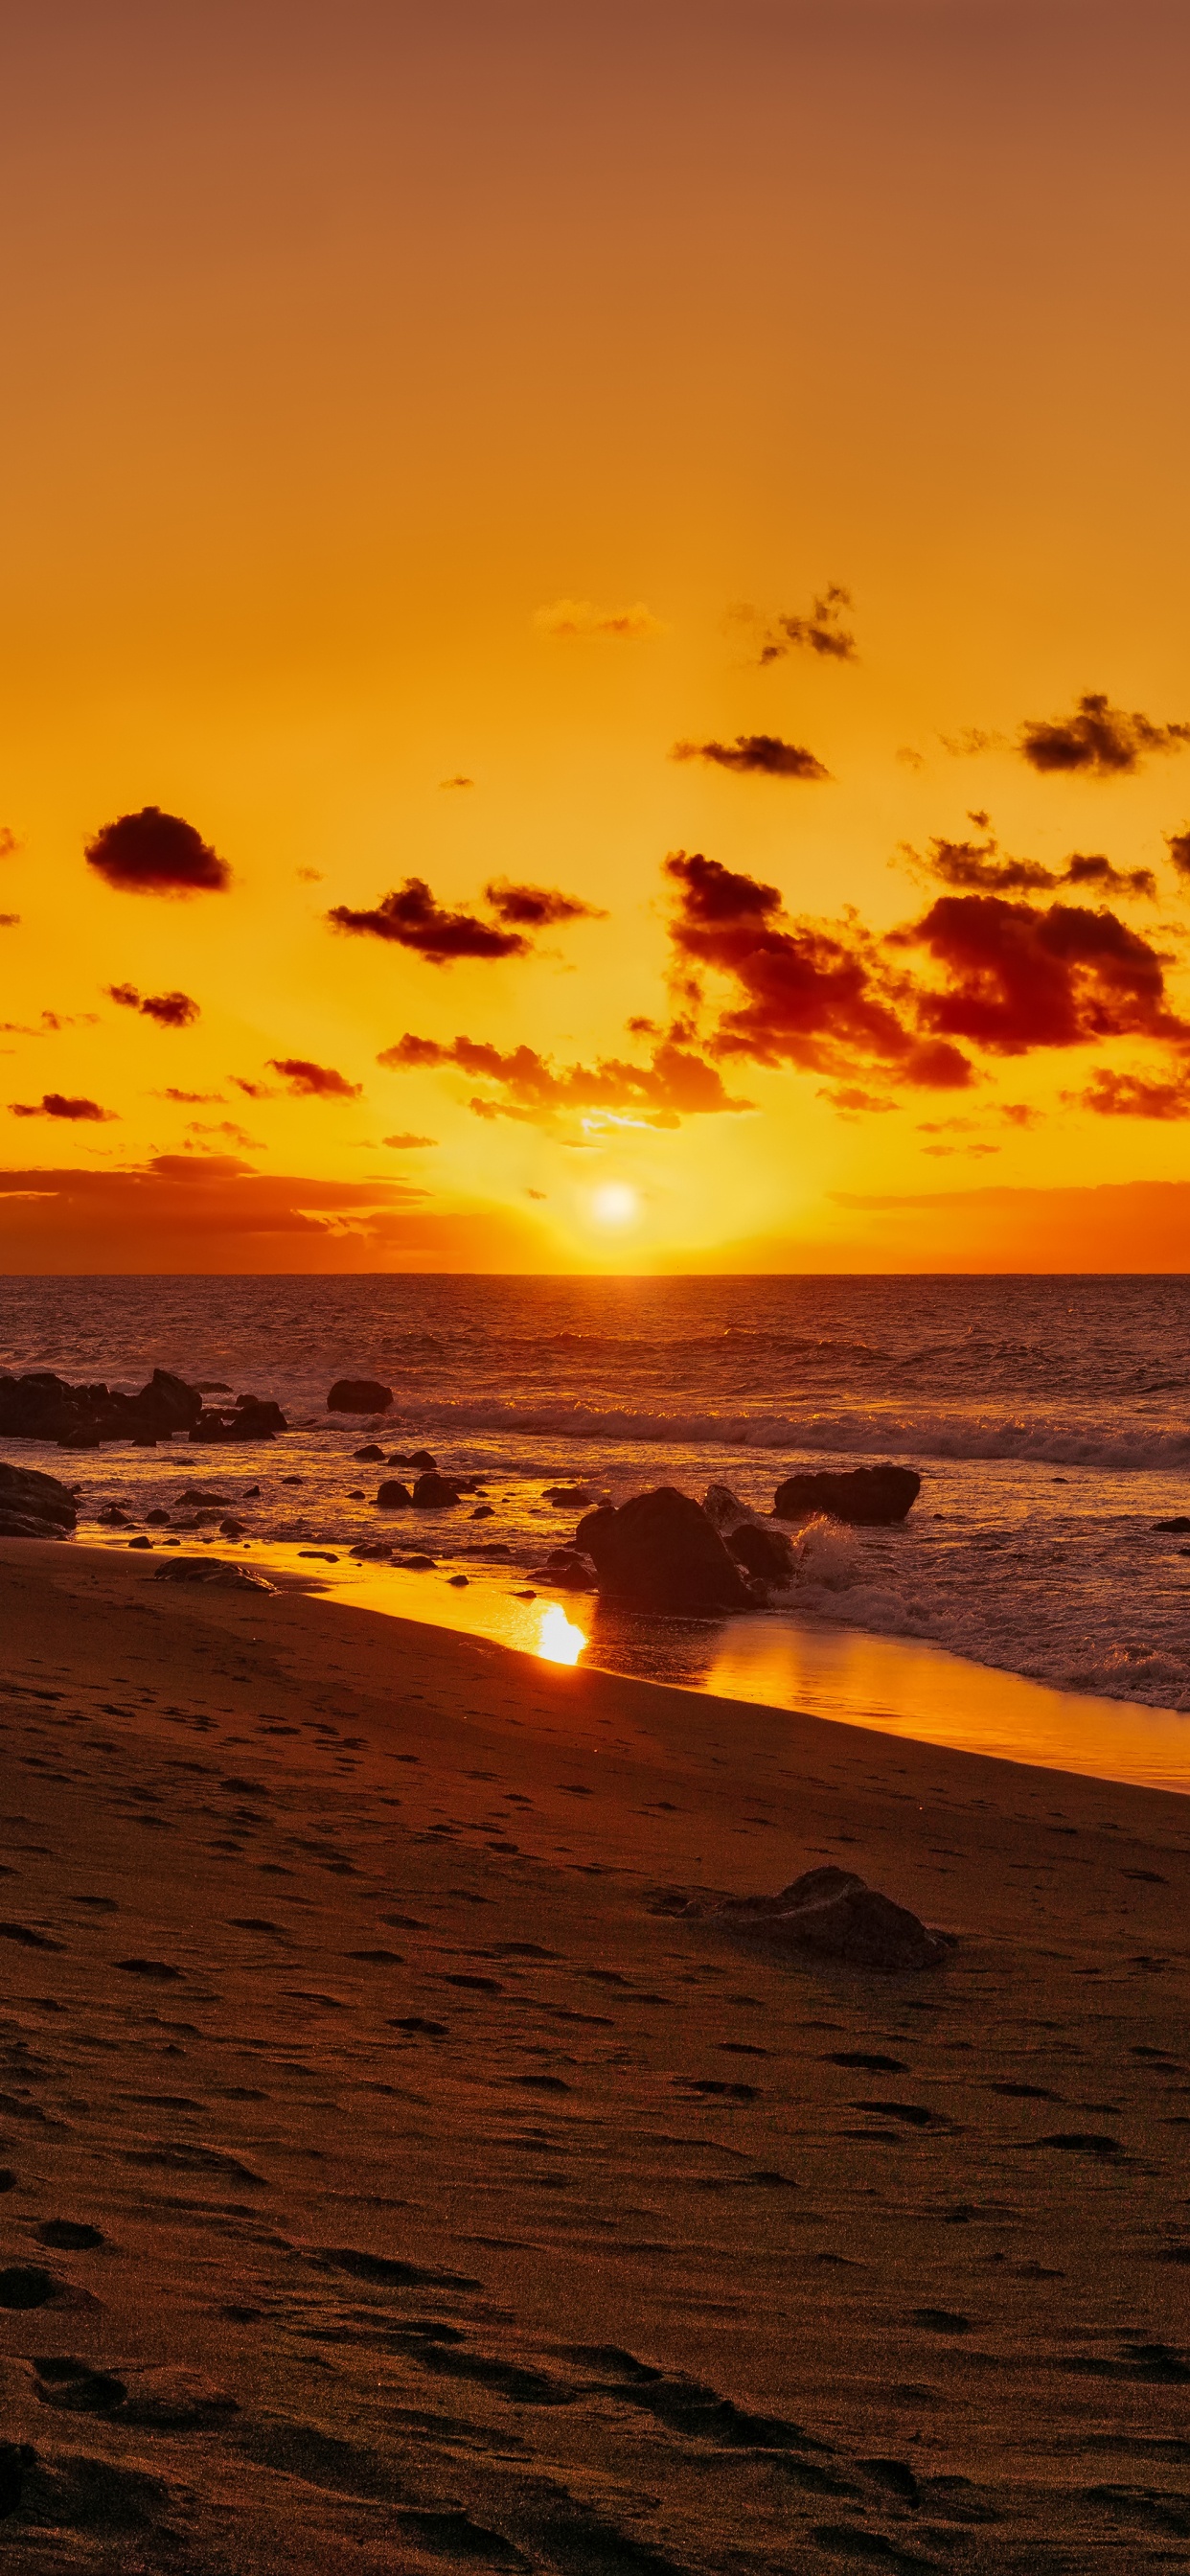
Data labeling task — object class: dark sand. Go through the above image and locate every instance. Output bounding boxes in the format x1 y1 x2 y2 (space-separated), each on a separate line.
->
1 1539 1189 2572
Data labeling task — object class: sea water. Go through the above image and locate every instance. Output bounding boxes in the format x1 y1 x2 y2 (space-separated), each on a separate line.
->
3 1273 1190 1789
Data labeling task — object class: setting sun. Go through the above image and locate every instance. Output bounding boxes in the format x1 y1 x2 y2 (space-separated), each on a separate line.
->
590 1184 640 1230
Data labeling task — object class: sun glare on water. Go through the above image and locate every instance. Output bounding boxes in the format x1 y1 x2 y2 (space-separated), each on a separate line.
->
538 1603 587 1665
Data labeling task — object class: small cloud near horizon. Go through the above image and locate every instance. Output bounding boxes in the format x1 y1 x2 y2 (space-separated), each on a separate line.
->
382 1131 437 1148
85 807 232 895
671 733 831 781
185 1118 262 1147
10 1092 117 1121
1019 692 1190 778
439 775 474 790
107 982 200 1027
266 1057 362 1099
534 598 665 641
484 878 607 928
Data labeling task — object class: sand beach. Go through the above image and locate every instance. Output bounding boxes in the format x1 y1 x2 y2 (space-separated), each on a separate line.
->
1 1539 1188 2571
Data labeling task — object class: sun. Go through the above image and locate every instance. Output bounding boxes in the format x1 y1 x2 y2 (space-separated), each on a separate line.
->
590 1182 640 1228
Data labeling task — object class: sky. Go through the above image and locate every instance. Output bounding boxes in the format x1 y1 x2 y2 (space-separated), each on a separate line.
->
3 0 1190 1273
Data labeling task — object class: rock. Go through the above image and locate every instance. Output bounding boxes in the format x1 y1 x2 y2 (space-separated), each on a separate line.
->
328 1379 393 1413
542 1484 594 1507
218 1517 247 1537
413 1473 462 1508
145 1508 170 1525
399 1553 436 1570
0 1367 203 1447
347 1487 365 1500
409 1449 436 1470
0 1460 78 1530
1154 1515 1190 1532
153 1557 274 1592
538 1547 597 1591
470 1504 494 1519
703 1482 747 1532
191 1395 286 1442
727 1521 794 1583
575 1486 754 1614
376 1480 413 1509
711 1866 949 1972
127 1534 153 1550
354 1444 385 1461
447 1574 469 1587
174 1487 229 1506
773 1465 921 1525
0 1509 70 1540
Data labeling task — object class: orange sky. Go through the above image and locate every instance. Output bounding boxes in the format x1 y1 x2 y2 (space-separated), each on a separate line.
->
3 0 1190 1273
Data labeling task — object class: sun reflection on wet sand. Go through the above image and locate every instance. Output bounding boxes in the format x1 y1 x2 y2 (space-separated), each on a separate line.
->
538 1602 587 1665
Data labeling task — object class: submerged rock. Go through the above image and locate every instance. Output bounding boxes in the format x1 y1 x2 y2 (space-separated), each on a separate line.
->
710 1865 950 1972
773 1465 921 1525
575 1486 754 1614
328 1378 393 1414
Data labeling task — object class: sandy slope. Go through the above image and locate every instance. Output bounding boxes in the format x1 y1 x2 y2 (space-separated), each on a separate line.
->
1 1539 1189 2574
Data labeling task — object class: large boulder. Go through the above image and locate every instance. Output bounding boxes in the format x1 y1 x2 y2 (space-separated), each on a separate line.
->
0 1461 78 1532
575 1486 754 1614
773 1465 920 1525
412 1473 461 1508
727 1521 793 1584
328 1379 393 1414
0 1368 204 1447
712 1866 949 1971
376 1480 413 1510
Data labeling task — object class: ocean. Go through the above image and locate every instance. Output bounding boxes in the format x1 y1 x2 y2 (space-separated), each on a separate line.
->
4 1272 1190 1790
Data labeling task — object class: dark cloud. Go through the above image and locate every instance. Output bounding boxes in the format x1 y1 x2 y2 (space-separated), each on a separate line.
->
10 1093 116 1121
1165 828 1190 880
106 983 200 1027
627 1015 660 1037
328 878 529 962
1 1009 98 1037
155 1088 226 1104
899 893 1189 1054
231 1077 279 1101
754 586 856 666
1018 692 1190 778
904 827 1156 900
381 1132 437 1148
0 914 19 928
483 879 606 928
0 1155 457 1272
0 828 18 860
378 1030 749 1133
671 734 831 781
1075 1067 1190 1120
85 807 231 895
266 1058 363 1100
664 851 973 1090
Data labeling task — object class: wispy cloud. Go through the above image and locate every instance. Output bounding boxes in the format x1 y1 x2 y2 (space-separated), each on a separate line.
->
534 598 665 640
744 584 857 666
10 1092 117 1121
106 983 201 1026
266 1058 362 1100
483 879 606 928
378 1029 750 1134
671 733 831 781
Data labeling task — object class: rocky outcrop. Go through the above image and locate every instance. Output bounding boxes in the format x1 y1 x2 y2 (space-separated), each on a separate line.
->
773 1465 921 1525
709 1866 950 1971
575 1487 754 1614
0 1368 203 1448
0 1460 79 1538
191 1395 286 1443
538 1547 597 1591
412 1473 462 1508
328 1379 393 1414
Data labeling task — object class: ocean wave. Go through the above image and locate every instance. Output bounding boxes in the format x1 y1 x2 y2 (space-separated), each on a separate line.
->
390 1394 1190 1474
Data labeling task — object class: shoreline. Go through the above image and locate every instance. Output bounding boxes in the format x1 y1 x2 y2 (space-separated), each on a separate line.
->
2 1536 1189 2567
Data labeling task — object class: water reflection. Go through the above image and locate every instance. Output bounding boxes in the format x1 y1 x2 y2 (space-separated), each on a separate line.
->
538 1602 586 1665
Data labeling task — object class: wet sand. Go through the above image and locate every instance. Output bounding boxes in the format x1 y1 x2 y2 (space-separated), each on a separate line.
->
2 1538 1189 2572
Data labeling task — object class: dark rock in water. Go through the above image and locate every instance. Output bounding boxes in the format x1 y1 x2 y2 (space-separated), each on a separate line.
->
0 1460 78 1530
0 1509 70 1540
703 1482 748 1532
538 1547 597 1591
328 1378 393 1414
710 1865 949 1971
413 1473 461 1508
575 1486 754 1614
145 1508 170 1525
1154 1515 1190 1532
409 1449 437 1470
400 1553 437 1570
470 1504 493 1519
218 1517 247 1537
0 1367 202 1448
127 1534 153 1550
728 1521 794 1583
175 1487 230 1507
773 1464 920 1525
153 1557 274 1592
376 1480 413 1509
447 1574 469 1587
354 1444 385 1461
192 1394 286 1442
542 1484 594 1507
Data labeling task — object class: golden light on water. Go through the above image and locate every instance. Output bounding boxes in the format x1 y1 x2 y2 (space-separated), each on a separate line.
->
538 1603 587 1665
